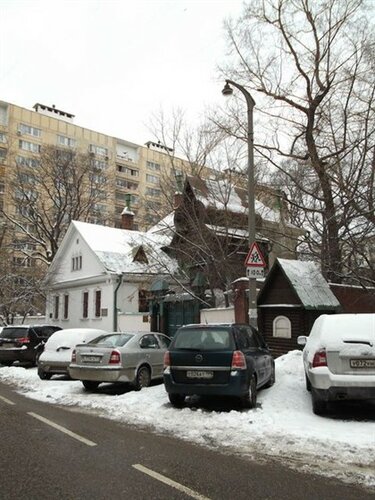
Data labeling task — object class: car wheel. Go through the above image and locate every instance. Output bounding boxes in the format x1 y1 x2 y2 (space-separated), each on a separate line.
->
305 373 311 392
82 380 100 391
311 389 327 415
241 375 257 409
168 393 185 408
38 367 52 380
135 366 151 390
264 364 275 388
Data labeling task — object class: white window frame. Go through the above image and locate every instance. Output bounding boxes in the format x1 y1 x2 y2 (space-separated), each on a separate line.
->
19 123 41 137
273 315 292 338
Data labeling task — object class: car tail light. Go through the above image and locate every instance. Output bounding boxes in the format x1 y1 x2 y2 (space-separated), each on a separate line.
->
312 349 327 367
109 350 121 364
164 351 171 368
17 337 30 344
231 350 246 369
71 349 76 363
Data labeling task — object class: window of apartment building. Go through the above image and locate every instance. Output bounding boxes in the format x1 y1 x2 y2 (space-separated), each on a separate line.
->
16 155 40 168
19 123 41 137
12 256 32 268
57 135 75 148
116 178 138 190
13 240 36 252
63 294 69 320
93 203 106 214
0 148 7 161
54 295 59 320
146 174 159 185
115 192 139 204
19 140 40 153
95 290 101 317
146 161 160 171
0 133 6 143
0 182 4 194
15 188 37 201
16 205 34 217
89 144 108 157
72 255 82 271
117 164 139 176
146 187 161 197
82 291 89 319
91 173 107 184
91 159 108 171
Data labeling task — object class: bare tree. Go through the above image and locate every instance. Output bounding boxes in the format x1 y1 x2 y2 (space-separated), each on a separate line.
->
2 146 113 263
219 0 375 285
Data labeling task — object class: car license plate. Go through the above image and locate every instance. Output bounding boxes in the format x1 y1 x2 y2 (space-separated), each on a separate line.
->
350 359 375 368
82 355 100 363
186 370 213 379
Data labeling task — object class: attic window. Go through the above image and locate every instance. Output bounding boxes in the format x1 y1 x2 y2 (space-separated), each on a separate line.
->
72 255 82 271
133 246 148 264
273 316 291 338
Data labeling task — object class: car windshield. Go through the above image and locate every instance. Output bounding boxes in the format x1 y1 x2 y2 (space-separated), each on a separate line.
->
0 328 28 339
88 333 133 348
173 328 233 350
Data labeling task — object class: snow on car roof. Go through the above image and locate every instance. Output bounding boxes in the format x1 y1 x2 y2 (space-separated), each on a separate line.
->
312 314 375 348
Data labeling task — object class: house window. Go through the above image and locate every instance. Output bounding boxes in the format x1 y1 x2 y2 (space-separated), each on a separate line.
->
19 123 41 137
54 295 59 320
138 290 149 313
0 133 6 143
72 255 82 271
57 135 75 148
63 294 69 319
19 140 40 153
82 291 89 319
273 316 291 338
95 290 101 317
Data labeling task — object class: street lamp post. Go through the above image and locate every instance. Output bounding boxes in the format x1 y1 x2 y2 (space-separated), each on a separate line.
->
222 80 257 328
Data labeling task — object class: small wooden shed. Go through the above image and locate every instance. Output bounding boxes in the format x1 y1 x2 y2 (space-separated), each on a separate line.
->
257 259 341 357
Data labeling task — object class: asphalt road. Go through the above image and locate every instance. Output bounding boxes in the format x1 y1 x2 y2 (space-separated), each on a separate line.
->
0 381 373 500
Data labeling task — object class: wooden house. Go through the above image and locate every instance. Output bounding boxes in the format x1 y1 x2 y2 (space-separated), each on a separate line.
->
257 259 341 357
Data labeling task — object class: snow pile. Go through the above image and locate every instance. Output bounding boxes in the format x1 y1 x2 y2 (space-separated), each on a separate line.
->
0 350 374 488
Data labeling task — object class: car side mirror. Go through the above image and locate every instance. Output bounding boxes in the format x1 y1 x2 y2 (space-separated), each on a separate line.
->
297 336 307 346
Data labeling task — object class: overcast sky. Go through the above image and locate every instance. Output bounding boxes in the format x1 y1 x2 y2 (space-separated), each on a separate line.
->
0 0 244 145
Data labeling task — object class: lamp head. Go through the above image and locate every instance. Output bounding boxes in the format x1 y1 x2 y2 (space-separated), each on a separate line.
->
222 82 233 96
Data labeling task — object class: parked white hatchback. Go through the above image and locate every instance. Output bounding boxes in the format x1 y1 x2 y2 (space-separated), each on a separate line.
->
38 328 107 380
298 313 375 415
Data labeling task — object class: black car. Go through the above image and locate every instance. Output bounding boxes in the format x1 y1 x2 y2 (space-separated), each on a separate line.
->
163 323 275 409
0 325 62 366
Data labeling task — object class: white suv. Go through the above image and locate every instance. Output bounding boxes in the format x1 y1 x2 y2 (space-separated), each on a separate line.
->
298 314 375 415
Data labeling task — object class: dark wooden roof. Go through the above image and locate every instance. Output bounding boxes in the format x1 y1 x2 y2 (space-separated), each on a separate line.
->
258 258 341 311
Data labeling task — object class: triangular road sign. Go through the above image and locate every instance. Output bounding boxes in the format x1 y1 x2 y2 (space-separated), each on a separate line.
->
244 242 266 267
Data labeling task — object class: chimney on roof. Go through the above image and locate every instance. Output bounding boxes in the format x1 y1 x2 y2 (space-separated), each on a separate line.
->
121 194 134 230
173 172 184 209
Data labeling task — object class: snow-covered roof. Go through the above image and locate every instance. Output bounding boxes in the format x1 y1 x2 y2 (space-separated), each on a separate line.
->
72 221 178 275
187 175 297 228
147 212 175 239
277 258 341 310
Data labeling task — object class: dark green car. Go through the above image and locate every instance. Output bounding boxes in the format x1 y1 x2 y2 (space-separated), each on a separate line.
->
163 323 275 409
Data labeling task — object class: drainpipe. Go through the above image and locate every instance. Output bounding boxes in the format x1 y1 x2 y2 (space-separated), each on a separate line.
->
113 273 123 332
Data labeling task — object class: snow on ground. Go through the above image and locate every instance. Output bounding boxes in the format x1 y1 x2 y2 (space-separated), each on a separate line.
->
0 350 374 489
